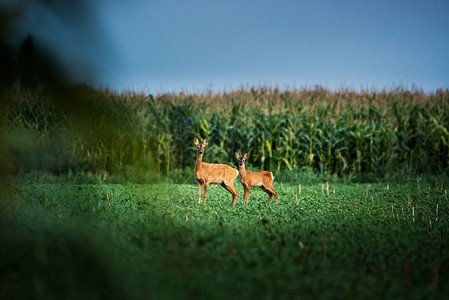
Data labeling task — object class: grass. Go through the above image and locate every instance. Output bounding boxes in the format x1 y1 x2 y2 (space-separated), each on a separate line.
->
1 84 449 298
2 177 448 299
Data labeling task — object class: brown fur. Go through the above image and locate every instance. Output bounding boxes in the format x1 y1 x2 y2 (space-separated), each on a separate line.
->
194 137 239 206
235 152 278 205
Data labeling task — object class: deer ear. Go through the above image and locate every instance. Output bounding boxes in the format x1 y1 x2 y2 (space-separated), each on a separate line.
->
194 137 200 147
235 152 240 160
243 153 248 160
203 137 209 145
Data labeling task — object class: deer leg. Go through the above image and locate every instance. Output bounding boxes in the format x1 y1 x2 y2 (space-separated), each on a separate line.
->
203 183 209 205
244 186 251 205
264 186 278 205
267 192 272 205
221 183 239 207
270 188 278 205
261 186 272 204
230 183 239 207
242 186 247 205
197 181 202 204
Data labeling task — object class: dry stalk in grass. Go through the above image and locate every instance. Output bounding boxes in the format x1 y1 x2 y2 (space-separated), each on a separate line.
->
278 234 286 257
436 203 439 221
433 262 440 289
403 252 410 287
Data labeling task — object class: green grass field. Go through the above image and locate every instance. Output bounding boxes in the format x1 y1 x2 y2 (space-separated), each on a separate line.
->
1 85 448 299
2 178 448 299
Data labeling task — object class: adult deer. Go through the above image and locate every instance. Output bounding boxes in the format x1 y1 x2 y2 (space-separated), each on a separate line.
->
235 152 278 205
194 137 239 206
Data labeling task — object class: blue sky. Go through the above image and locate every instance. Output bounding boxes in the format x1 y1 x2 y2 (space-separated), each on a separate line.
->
11 0 449 93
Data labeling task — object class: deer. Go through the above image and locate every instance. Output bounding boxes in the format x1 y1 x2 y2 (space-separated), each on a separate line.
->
235 152 278 205
194 137 239 206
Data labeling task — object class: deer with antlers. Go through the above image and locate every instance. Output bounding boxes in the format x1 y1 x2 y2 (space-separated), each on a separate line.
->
235 152 278 205
194 137 239 206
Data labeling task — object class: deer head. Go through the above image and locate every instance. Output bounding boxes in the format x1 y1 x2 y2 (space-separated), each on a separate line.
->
194 137 209 155
235 152 248 167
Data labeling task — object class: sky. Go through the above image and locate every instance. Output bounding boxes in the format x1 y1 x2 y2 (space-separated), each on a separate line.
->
7 0 449 93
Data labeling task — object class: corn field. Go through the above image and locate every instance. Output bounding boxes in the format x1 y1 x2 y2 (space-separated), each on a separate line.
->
1 86 448 179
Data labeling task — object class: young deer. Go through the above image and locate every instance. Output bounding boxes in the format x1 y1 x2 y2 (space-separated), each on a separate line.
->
194 137 239 206
235 152 278 205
